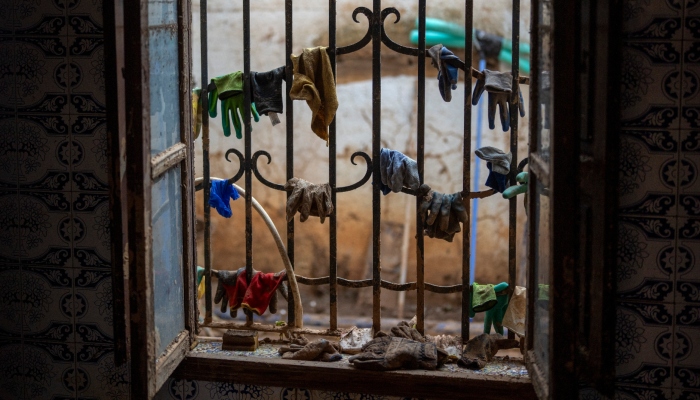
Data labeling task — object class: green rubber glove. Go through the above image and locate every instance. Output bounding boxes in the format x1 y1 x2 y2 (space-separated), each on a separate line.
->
484 282 509 335
469 283 498 318
502 172 529 199
208 71 260 139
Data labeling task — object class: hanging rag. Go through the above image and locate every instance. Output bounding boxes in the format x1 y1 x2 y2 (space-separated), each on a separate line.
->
475 146 512 175
428 44 461 102
214 267 250 318
469 282 497 318
483 282 509 335
208 71 260 139
241 271 287 315
458 333 520 370
284 177 334 223
209 179 240 218
348 336 448 371
192 87 202 139
290 47 338 144
379 148 420 195
419 190 467 242
502 285 526 337
251 66 286 115
279 339 342 362
472 69 526 131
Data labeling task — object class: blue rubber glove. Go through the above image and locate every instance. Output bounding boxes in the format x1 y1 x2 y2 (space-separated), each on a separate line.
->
209 179 240 218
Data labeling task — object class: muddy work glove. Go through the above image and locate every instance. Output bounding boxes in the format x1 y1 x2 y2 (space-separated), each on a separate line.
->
208 71 260 139
420 191 467 242
284 178 334 223
279 339 342 362
251 66 285 117
241 270 287 315
213 267 251 319
472 69 525 132
458 333 519 370
375 321 426 342
428 44 461 102
349 336 448 371
379 148 420 195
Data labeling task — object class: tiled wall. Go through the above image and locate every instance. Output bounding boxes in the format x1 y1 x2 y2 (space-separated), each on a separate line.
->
615 0 700 398
0 0 127 398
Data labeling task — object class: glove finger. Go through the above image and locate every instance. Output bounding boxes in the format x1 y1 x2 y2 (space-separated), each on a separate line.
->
286 185 304 221
518 87 525 117
450 195 468 224
427 193 443 226
498 96 509 132
220 293 229 314
230 307 238 318
232 102 243 139
220 99 231 137
208 87 219 118
314 189 326 224
419 191 433 223
300 185 313 222
439 194 452 232
251 102 260 122
472 78 486 106
487 92 497 130
323 185 334 219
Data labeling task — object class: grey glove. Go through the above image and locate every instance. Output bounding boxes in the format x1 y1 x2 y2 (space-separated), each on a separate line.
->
474 146 512 175
375 321 426 342
348 336 447 371
458 333 520 370
284 178 334 223
251 66 285 115
420 191 467 242
428 44 461 102
379 148 420 195
472 69 526 132
279 339 342 362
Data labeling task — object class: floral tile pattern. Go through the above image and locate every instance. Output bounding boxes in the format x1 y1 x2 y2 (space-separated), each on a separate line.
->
75 344 129 400
679 131 700 217
619 131 679 216
622 0 684 41
617 216 676 300
0 191 21 263
674 304 700 391
22 340 76 400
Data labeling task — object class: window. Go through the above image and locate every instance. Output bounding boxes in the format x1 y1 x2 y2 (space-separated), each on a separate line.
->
108 0 621 398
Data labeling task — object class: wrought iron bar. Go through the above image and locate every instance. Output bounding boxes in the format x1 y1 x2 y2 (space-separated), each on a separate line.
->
329 0 338 332
415 0 426 335
371 0 382 335
200 0 212 324
243 0 253 326
509 0 521 340
462 0 474 344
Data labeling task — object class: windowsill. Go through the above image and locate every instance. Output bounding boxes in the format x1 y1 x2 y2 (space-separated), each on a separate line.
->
174 341 536 399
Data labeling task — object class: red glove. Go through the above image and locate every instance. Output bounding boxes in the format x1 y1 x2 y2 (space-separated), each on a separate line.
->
242 271 287 315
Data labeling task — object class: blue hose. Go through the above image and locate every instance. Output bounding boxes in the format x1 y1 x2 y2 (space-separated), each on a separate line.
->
469 58 487 288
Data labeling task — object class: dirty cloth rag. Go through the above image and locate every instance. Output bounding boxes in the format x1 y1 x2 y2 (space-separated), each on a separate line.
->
290 47 338 144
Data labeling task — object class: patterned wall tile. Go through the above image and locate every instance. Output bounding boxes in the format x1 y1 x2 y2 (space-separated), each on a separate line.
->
616 302 675 388
14 115 71 191
622 0 684 40
619 131 679 216
673 389 700 400
0 37 71 114
0 115 18 189
10 0 68 36
687 0 700 33
72 192 111 266
615 384 673 399
0 265 22 338
0 340 24 400
674 303 700 390
16 191 73 266
682 41 700 129
617 216 676 301
21 266 74 342
621 42 682 129
679 131 700 217
0 191 21 263
75 344 130 400
68 37 105 110
67 0 103 34
677 217 700 284
188 380 281 399
71 116 108 190
23 340 76 400
74 268 113 343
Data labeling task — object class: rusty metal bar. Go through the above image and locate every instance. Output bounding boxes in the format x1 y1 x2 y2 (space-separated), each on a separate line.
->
243 0 253 325
508 0 520 340
462 0 474 344
329 0 338 332
415 0 426 335
200 0 212 324
371 0 382 335
285 0 295 327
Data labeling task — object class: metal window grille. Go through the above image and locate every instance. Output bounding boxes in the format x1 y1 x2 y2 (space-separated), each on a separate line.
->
196 0 525 343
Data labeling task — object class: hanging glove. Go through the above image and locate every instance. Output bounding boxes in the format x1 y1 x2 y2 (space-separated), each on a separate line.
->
284 178 334 223
428 44 461 102
348 336 448 371
472 69 525 132
209 179 240 218
485 163 509 193
208 71 260 139
213 267 250 318
458 333 520 370
420 191 467 242
241 270 287 315
379 148 420 195
251 66 285 115
469 282 498 318
502 171 528 199
484 282 509 335
279 339 342 362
